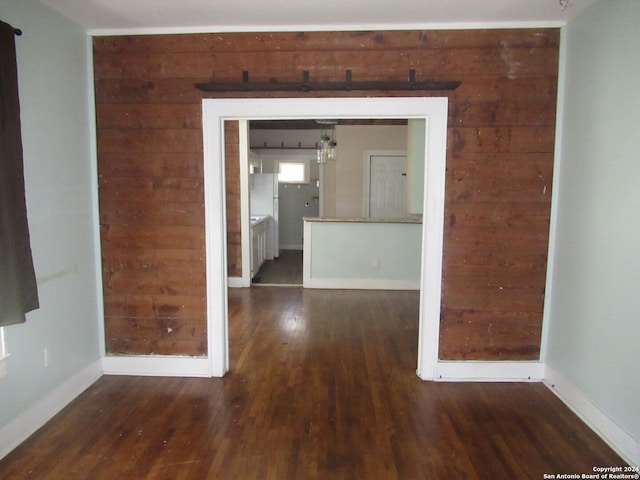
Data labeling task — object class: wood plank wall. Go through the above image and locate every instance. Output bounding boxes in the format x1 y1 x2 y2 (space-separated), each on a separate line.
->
93 29 558 359
225 122 242 278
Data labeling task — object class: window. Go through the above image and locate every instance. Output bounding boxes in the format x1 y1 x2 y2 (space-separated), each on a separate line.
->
277 160 310 184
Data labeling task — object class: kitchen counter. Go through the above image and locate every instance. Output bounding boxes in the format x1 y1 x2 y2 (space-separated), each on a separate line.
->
303 215 422 224
250 214 271 226
303 216 422 290
250 214 273 278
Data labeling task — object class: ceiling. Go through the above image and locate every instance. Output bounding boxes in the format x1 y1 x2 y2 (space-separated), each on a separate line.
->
39 0 597 34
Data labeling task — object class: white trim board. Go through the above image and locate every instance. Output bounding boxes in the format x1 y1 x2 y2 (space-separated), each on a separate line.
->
85 35 107 359
305 278 420 291
0 360 102 461
238 120 252 288
227 277 244 288
539 26 568 362
434 361 545 382
102 355 210 377
88 21 567 37
544 366 640 467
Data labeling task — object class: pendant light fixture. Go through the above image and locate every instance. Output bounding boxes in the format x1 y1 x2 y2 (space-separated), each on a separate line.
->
316 120 339 164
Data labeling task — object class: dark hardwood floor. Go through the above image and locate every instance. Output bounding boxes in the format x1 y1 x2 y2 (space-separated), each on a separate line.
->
0 288 627 479
252 249 302 285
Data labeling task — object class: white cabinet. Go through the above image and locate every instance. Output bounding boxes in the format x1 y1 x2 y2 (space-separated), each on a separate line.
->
250 216 270 278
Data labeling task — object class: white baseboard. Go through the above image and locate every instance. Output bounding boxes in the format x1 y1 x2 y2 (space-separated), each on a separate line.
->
435 361 545 382
544 366 640 467
102 355 210 377
304 277 420 290
227 276 245 288
0 359 102 461
1 356 637 469
279 244 302 250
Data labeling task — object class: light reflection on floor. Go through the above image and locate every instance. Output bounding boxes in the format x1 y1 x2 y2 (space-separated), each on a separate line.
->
279 315 306 336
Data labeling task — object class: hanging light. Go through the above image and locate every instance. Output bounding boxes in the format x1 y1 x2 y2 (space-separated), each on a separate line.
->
317 134 337 164
316 120 339 164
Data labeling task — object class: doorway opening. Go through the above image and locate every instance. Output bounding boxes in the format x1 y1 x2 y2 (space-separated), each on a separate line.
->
203 97 448 380
245 121 409 286
247 132 317 287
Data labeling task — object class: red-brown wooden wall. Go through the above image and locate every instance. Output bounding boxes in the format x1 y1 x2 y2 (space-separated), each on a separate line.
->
94 29 558 359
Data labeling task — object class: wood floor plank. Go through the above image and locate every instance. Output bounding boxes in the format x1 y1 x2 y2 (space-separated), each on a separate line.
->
252 249 303 285
0 287 628 479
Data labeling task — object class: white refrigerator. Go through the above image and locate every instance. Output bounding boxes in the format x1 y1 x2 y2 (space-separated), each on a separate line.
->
250 173 279 259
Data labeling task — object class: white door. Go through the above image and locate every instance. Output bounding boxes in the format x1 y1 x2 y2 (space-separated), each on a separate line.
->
368 154 407 218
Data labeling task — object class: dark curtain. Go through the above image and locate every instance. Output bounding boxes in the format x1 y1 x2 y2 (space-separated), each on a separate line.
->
0 20 39 326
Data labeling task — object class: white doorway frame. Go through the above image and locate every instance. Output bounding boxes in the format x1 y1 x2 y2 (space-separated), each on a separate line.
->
202 97 448 379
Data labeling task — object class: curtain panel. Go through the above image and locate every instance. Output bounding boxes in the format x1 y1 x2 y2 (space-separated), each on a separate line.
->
0 20 39 326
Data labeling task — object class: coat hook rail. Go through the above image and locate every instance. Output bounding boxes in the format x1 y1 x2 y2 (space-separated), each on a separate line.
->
195 69 461 93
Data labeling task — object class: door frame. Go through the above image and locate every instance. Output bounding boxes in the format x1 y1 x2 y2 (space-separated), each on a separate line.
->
363 149 408 218
202 97 448 379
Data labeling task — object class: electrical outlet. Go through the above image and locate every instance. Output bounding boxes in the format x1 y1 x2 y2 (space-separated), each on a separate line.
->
372 258 380 269
44 347 52 367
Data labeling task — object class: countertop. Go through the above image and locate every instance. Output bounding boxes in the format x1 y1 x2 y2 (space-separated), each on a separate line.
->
303 215 422 224
250 214 271 226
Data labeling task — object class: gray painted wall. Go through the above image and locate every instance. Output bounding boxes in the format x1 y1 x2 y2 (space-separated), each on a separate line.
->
0 0 101 431
279 179 319 249
545 0 640 443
